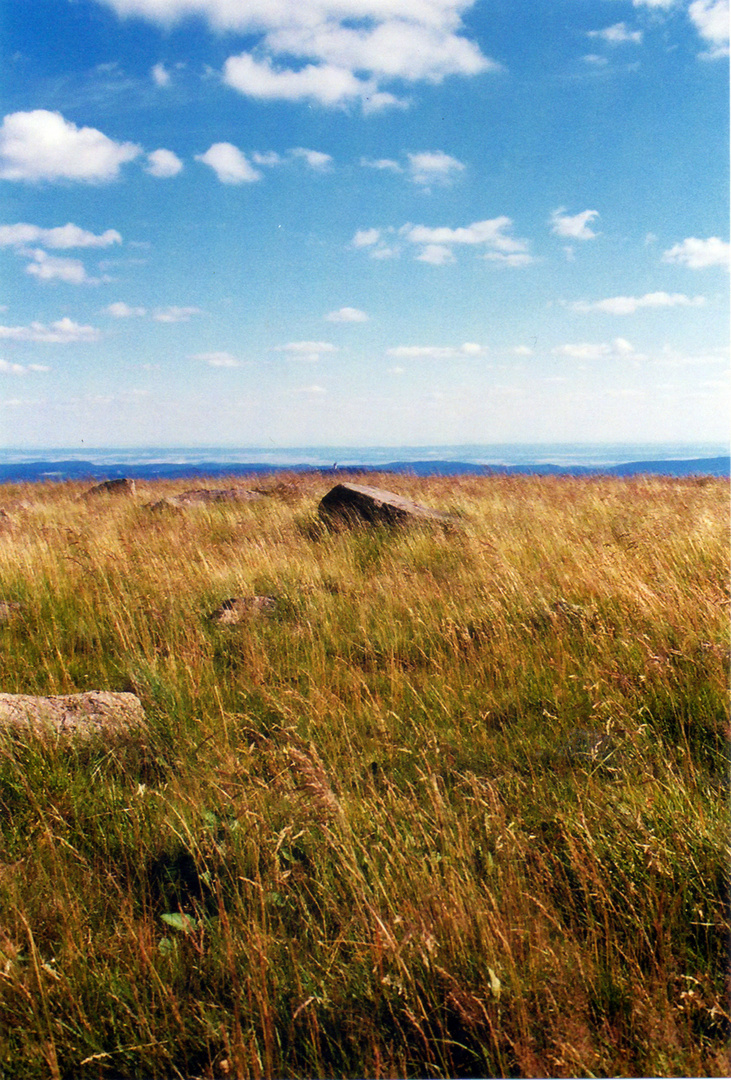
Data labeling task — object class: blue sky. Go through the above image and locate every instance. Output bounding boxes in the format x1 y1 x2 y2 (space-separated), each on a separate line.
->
0 0 728 449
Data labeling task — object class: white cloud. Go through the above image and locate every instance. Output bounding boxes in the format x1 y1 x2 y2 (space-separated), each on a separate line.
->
146 148 183 177
387 342 485 359
352 227 382 248
0 358 50 375
293 384 327 395
325 307 368 322
0 317 101 343
360 157 403 172
688 0 729 57
587 22 643 44
97 0 494 110
572 291 707 314
550 208 600 241
195 143 262 184
632 0 675 7
353 216 532 265
481 251 535 267
407 150 465 186
290 147 333 170
191 351 241 367
106 301 147 317
151 62 171 86
0 110 141 183
223 54 395 109
416 244 456 265
275 341 337 362
552 338 642 361
252 150 282 166
23 249 92 285
0 223 121 249
153 306 202 322
662 236 730 268
402 218 526 251
582 54 609 66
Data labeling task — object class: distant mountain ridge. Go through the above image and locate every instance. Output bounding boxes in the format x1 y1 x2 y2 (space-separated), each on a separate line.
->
0 456 727 483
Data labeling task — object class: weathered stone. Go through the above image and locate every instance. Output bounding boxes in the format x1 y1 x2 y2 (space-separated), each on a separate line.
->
0 601 23 624
82 478 136 499
0 691 146 743
169 488 264 507
318 483 459 528
145 498 184 514
209 596 278 624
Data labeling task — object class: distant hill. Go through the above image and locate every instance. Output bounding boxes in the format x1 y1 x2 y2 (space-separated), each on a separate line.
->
0 455 727 483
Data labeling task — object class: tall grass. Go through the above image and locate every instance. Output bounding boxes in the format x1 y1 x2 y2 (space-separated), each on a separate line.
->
0 473 727 1078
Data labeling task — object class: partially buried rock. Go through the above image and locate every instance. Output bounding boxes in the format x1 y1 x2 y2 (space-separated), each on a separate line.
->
318 482 459 529
209 596 277 624
172 488 263 506
0 691 145 744
82 477 136 499
0 601 23 624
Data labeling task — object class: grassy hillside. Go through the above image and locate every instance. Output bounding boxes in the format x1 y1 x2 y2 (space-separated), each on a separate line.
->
0 474 727 1079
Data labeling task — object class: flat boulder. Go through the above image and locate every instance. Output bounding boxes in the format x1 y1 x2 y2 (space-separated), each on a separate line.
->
209 596 278 624
0 691 146 743
318 482 458 528
82 478 136 499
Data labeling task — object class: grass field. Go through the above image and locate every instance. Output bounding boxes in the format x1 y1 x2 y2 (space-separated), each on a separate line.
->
0 473 727 1079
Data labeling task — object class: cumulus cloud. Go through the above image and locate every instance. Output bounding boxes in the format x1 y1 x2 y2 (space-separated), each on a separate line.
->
106 301 147 317
407 150 465 186
23 250 95 285
0 223 121 249
151 62 171 86
550 208 600 241
688 0 729 57
0 317 101 343
662 236 730 268
191 351 241 367
153 306 202 322
146 148 183 177
195 142 262 184
275 341 337 362
325 307 368 322
587 22 643 44
0 358 50 375
0 110 141 183
387 342 485 359
353 216 533 264
92 0 495 110
572 291 707 314
552 338 642 361
352 227 382 248
290 147 333 170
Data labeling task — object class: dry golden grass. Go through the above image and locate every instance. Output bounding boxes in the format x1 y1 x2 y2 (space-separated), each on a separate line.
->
0 472 727 1078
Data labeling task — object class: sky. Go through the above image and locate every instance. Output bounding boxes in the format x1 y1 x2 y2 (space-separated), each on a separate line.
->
0 0 728 450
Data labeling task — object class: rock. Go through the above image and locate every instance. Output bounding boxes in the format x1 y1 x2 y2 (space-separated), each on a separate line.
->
208 596 278 624
145 498 184 514
0 691 146 743
318 483 459 529
82 478 136 499
173 488 263 506
0 601 23 624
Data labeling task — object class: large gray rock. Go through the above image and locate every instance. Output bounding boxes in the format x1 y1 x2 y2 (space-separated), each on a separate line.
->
82 478 136 499
0 691 146 743
318 483 459 528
